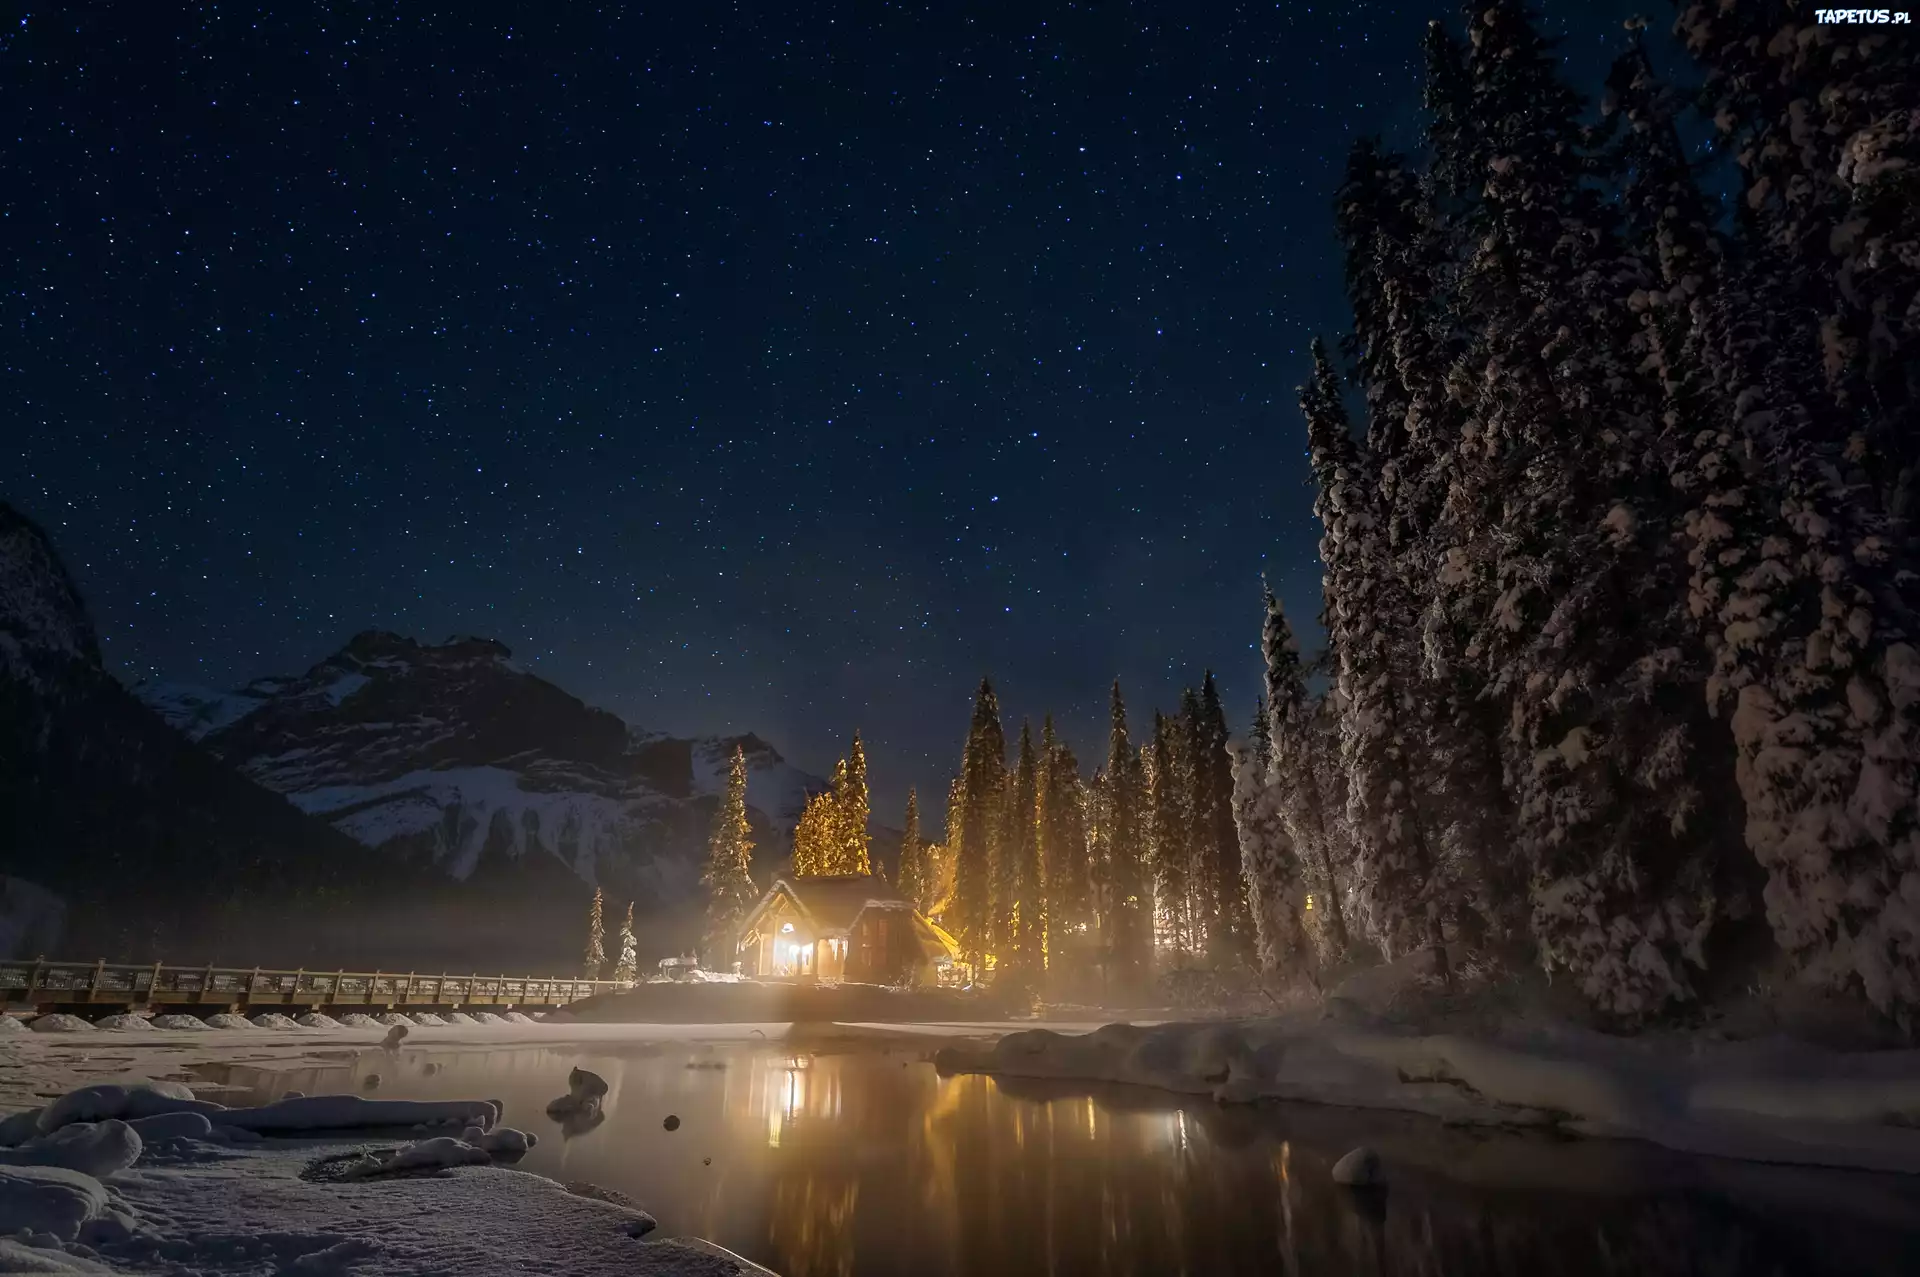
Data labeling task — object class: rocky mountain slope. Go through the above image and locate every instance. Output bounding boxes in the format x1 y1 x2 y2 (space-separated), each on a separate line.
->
0 502 389 964
135 633 830 929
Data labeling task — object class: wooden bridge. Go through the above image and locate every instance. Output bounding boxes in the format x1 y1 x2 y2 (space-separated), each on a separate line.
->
0 959 630 1016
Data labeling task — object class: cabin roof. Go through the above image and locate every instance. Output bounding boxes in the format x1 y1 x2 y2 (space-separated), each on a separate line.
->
744 873 914 937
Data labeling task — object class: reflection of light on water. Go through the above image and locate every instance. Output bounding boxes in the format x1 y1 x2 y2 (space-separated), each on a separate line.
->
765 1057 809 1148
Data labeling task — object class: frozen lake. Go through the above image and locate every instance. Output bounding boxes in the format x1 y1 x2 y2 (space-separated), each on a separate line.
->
201 1037 1920 1277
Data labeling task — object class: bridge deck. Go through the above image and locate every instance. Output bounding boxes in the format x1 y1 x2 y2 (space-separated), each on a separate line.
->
0 959 629 1014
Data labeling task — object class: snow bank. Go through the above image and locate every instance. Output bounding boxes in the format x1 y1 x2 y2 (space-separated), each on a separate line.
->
0 1120 142 1177
934 1016 1920 1174
0 1082 772 1274
0 1165 111 1242
28 1015 93 1033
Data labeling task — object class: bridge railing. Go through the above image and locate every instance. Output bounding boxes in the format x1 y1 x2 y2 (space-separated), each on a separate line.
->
0 959 632 1011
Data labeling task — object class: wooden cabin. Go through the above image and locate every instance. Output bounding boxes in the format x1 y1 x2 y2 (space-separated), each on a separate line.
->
735 874 960 986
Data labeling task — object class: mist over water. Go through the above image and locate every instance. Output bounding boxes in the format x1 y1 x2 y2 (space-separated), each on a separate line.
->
210 1041 1920 1277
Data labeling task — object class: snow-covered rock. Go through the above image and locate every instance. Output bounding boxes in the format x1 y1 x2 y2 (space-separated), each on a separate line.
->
0 1121 142 1178
409 1012 449 1027
28 1015 93 1034
339 1012 381 1028
125 1111 217 1144
0 1014 29 1033
93 1013 150 1031
340 1136 492 1180
216 1094 498 1135
148 1014 207 1030
249 1012 300 1030
204 1013 252 1029
296 1012 342 1029
1331 1146 1382 1186
0 1238 118 1272
0 1165 112 1243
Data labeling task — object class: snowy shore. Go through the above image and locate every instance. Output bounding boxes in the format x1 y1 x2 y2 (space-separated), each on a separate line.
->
932 1012 1920 1175
0 1075 780 1275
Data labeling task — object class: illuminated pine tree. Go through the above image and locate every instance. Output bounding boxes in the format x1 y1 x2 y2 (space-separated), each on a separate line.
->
613 902 639 983
1004 720 1046 975
1104 680 1152 986
791 789 838 876
701 743 758 963
1147 711 1191 955
833 732 873 874
583 886 606 979
952 678 1007 972
896 787 929 911
1038 717 1091 962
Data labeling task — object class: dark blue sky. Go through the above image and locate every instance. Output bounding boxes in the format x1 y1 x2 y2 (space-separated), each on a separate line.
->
3 1 1664 820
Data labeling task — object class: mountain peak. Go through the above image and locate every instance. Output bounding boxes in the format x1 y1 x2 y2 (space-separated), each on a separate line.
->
0 502 101 682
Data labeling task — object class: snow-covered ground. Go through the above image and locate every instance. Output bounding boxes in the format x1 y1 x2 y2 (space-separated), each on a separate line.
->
0 1076 778 1275
933 1012 1920 1175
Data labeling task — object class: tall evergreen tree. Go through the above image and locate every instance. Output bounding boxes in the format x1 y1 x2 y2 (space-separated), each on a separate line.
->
791 789 837 877
952 678 1008 973
1260 583 1350 960
1198 672 1251 963
1104 680 1152 985
1038 717 1091 963
1230 717 1315 982
835 732 873 875
1005 721 1046 975
583 886 606 979
1147 710 1191 955
614 902 639 983
702 743 759 964
1302 339 1443 961
896 787 929 912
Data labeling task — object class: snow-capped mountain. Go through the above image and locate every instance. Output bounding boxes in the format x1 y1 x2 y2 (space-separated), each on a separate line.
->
135 632 829 908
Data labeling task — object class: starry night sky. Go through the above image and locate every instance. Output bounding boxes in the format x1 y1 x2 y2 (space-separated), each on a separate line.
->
4 1 1662 820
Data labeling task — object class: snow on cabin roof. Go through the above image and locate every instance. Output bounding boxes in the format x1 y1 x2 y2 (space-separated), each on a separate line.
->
748 873 914 937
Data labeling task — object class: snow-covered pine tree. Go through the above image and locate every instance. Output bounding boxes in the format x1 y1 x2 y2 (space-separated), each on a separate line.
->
1104 680 1152 986
1430 0 1733 1019
614 902 639 984
1302 338 1443 962
701 743 759 965
1676 159 1920 1027
1677 1 1919 525
1199 672 1253 964
1084 768 1112 932
1004 721 1046 975
1260 583 1349 961
897 787 929 912
1147 710 1190 956
583 886 606 979
953 678 1008 974
1229 722 1314 983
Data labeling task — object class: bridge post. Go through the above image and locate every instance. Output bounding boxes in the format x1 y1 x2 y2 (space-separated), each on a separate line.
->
332 969 344 1010
26 956 45 1007
87 959 105 1004
147 960 163 1009
295 968 305 1007
372 971 384 1009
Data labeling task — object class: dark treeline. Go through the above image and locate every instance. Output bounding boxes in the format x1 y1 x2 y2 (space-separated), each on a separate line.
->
1233 1 1917 1029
